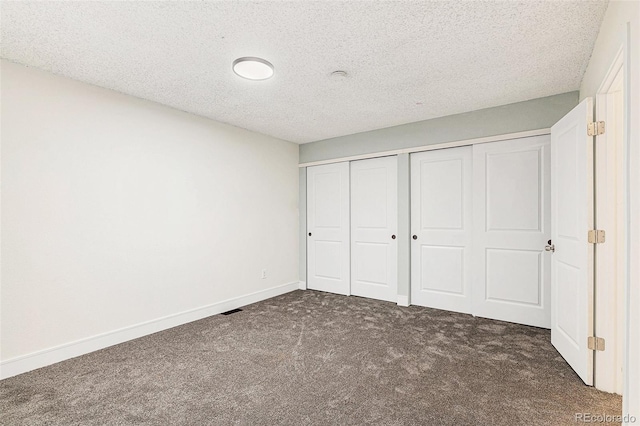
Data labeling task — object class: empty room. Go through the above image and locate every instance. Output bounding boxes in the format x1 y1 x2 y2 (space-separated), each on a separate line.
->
1 1 639 425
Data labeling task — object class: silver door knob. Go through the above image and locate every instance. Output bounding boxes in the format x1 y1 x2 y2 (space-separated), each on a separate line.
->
545 244 555 252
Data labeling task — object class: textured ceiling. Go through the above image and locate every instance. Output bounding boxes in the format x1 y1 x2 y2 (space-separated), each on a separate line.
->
1 1 607 143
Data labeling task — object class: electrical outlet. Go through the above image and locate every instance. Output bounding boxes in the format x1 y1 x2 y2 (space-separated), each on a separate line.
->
261 269 267 279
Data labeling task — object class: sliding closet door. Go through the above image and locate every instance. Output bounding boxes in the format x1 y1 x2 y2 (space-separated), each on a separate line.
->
307 162 350 295
410 147 473 313
350 156 398 302
472 136 551 328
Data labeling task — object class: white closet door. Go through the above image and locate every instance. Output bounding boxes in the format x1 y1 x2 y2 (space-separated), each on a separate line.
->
550 98 595 385
410 147 472 313
350 156 398 303
472 136 551 328
307 162 350 295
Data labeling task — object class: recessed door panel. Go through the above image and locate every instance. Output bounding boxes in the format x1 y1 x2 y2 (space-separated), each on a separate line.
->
352 167 389 229
411 147 472 313
556 261 580 348
314 240 342 280
486 150 541 231
485 248 541 306
420 159 464 230
420 245 464 295
353 242 388 285
314 172 342 228
350 157 398 302
556 131 580 240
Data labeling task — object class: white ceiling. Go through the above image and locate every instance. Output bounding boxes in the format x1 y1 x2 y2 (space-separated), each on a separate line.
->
1 1 607 144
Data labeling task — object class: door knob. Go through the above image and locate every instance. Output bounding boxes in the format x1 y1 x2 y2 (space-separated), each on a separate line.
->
391 235 396 239
412 235 418 240
308 232 312 237
545 239 554 252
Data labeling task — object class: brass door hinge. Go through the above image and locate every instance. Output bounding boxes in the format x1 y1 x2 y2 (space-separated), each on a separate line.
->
587 121 605 136
588 230 606 244
588 336 605 351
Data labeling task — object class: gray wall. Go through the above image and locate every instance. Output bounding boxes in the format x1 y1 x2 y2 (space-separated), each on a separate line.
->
300 91 578 164
396 154 410 302
299 91 580 301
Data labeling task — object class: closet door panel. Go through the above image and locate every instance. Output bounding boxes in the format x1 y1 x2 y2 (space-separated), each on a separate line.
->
410 147 473 313
472 135 551 328
351 156 398 302
307 162 350 295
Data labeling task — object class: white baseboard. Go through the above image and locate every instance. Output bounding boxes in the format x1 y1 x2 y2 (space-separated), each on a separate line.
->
298 281 307 290
397 295 410 307
0 281 299 380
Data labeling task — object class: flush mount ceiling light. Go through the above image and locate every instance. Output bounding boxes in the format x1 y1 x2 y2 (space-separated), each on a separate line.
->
232 57 274 80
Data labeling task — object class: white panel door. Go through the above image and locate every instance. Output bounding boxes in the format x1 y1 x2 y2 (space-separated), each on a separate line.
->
307 162 350 295
550 98 595 385
350 156 398 303
472 136 551 328
410 147 472 313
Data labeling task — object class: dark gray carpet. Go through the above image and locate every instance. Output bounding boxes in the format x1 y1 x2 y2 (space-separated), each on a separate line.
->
0 290 621 425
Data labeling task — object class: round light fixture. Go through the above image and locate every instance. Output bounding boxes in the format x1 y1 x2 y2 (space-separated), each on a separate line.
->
232 57 274 80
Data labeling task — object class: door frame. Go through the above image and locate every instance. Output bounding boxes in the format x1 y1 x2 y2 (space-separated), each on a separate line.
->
594 30 640 422
623 17 640 418
594 48 625 394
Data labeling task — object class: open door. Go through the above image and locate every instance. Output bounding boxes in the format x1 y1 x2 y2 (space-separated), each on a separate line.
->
550 98 595 385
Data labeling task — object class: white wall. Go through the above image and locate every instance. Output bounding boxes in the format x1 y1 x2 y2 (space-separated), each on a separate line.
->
0 60 299 375
580 1 640 421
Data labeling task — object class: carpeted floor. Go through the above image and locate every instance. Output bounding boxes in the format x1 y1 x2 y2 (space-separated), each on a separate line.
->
0 290 622 425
